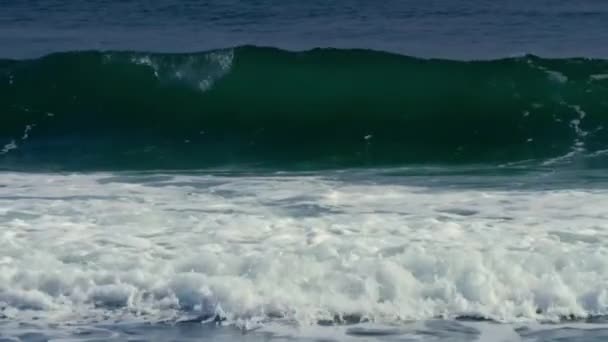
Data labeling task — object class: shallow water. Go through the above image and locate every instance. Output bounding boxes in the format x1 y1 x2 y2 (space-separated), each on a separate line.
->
3 319 608 341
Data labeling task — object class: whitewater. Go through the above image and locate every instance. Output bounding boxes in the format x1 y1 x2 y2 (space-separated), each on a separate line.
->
0 168 607 341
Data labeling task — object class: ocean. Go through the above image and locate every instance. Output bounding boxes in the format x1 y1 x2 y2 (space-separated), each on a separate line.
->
1 1 608 341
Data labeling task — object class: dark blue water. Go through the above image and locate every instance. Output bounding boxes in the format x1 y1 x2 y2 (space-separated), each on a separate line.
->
2 0 608 59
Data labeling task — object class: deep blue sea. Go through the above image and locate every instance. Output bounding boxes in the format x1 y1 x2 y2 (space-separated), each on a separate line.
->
2 0 608 59
2 1 608 341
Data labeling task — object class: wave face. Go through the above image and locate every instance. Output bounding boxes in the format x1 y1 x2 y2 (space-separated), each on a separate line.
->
2 46 608 170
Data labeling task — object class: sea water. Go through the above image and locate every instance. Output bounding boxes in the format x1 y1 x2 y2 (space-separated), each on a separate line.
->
2 1 608 341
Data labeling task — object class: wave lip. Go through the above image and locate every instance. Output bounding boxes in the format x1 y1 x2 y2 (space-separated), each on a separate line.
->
2 46 608 170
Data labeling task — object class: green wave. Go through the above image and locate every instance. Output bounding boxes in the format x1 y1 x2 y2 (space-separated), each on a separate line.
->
1 46 608 170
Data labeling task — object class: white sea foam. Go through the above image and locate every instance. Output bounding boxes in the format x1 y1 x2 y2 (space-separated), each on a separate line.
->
542 103 591 165
21 124 34 140
527 59 568 84
590 74 608 81
0 172 607 331
127 49 234 91
0 124 36 156
0 141 17 154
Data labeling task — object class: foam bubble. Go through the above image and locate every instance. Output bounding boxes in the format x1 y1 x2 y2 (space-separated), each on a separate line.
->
0 172 607 329
0 140 17 154
126 49 234 92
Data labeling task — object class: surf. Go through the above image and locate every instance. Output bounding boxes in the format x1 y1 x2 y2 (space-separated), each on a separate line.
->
2 46 608 170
